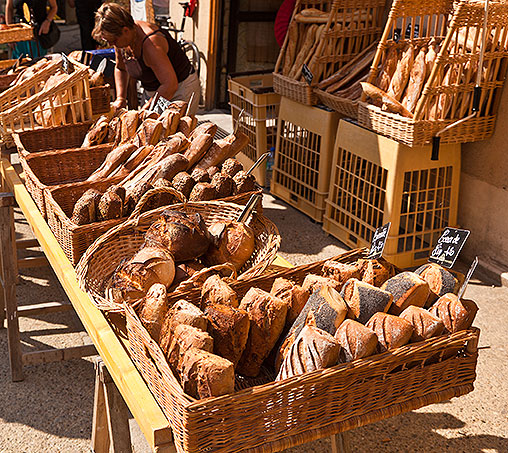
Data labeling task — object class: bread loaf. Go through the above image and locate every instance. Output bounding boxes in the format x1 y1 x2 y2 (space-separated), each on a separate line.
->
399 305 444 342
130 246 176 288
180 348 235 399
189 122 217 141
97 190 123 221
163 324 213 377
276 324 340 381
302 274 341 293
360 82 414 118
159 108 181 137
189 182 217 201
201 275 239 309
139 283 168 342
341 278 393 324
237 288 288 377
270 278 310 326
71 189 102 225
387 44 414 101
120 110 140 142
210 173 234 198
335 319 378 362
177 115 194 137
381 272 430 315
428 293 478 334
221 158 243 177
402 46 427 113
365 312 414 352
414 263 462 306
232 171 256 194
322 261 361 286
207 166 220 179
190 167 211 183
193 137 232 171
185 133 214 168
205 303 250 366
357 258 396 287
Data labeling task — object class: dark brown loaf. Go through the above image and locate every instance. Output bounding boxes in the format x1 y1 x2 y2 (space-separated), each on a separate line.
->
97 191 123 221
221 158 243 177
71 189 102 225
163 324 214 377
189 182 217 201
205 303 250 367
172 172 195 199
139 283 168 342
233 171 256 194
201 275 239 309
190 167 211 183
152 153 189 182
428 293 478 333
125 181 153 214
382 272 430 315
180 348 235 399
237 288 288 377
399 305 444 342
365 312 414 352
335 319 378 362
341 278 393 324
193 138 232 171
270 278 310 327
211 173 234 198
276 324 340 381
322 261 361 286
414 263 463 306
357 258 396 287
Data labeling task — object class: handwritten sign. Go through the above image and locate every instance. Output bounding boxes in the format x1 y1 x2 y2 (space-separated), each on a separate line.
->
458 256 479 299
367 222 391 259
150 95 172 115
302 64 314 85
429 227 470 268
60 53 73 74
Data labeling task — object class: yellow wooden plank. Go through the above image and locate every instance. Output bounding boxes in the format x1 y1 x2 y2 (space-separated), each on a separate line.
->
0 158 172 449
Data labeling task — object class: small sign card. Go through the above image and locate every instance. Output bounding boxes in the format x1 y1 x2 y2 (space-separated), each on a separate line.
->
302 64 314 85
367 222 391 259
61 53 73 74
428 227 470 268
150 94 172 115
458 256 479 299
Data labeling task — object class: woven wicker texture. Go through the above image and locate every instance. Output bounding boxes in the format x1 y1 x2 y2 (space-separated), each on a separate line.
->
360 0 508 145
0 59 20 91
76 200 281 312
90 85 111 115
316 87 359 117
124 248 479 453
0 23 34 44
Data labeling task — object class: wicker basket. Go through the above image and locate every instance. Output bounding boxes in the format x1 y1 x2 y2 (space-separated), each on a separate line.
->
76 200 281 313
316 87 360 118
0 59 20 91
273 0 388 105
90 84 111 115
18 143 113 219
124 248 479 453
359 0 508 146
0 23 34 44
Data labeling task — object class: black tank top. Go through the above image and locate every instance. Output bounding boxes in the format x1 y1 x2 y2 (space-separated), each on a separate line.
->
123 28 193 92
13 0 47 25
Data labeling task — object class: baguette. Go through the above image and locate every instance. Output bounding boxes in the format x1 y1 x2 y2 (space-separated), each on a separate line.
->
87 143 138 182
361 82 414 118
288 24 318 79
189 122 217 141
377 46 399 93
184 133 214 168
402 46 427 113
283 21 299 76
387 44 414 101
193 139 232 171
159 108 181 137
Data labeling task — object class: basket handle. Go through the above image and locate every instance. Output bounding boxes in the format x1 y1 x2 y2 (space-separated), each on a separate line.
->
128 186 187 220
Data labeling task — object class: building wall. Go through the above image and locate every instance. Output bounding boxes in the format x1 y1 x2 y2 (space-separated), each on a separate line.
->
459 83 508 276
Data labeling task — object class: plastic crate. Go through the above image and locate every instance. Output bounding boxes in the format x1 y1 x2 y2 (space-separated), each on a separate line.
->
323 120 461 268
228 72 280 187
271 97 340 222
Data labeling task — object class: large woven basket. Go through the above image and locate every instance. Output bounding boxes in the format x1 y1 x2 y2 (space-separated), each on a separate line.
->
0 59 20 91
76 200 281 313
0 23 34 44
359 0 508 146
315 87 359 118
18 143 113 219
124 248 479 453
90 84 111 115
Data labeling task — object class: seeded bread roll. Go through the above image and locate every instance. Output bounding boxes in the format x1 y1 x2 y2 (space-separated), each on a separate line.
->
211 173 234 198
270 278 310 326
357 258 396 287
414 262 463 306
322 261 361 286
180 348 235 399
97 190 123 221
172 172 194 199
365 312 414 352
190 167 211 183
207 166 220 179
382 272 430 315
233 171 256 194
276 324 340 381
237 288 288 377
302 274 341 293
428 293 478 334
71 189 102 225
189 182 217 201
139 283 168 343
201 275 239 309
205 303 250 367
221 158 243 177
126 181 153 214
335 319 378 362
399 305 444 342
341 278 393 324
164 324 214 377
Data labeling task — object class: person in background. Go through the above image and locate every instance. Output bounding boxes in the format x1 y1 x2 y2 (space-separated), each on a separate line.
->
92 3 200 114
67 0 102 50
5 0 58 58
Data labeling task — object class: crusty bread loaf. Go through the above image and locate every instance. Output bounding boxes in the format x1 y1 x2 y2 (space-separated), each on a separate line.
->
357 258 396 287
172 172 195 199
139 283 168 342
335 319 378 362
387 44 414 101
270 278 310 326
221 158 243 177
210 173 234 198
341 278 393 324
201 275 239 309
321 261 361 286
205 303 250 367
98 190 123 221
399 305 444 342
190 167 211 183
302 274 341 293
189 182 217 201
414 263 463 306
232 171 256 195
382 272 430 315
428 293 478 334
164 324 214 377
237 288 288 377
365 312 414 352
276 324 340 381
71 189 102 225
180 347 235 399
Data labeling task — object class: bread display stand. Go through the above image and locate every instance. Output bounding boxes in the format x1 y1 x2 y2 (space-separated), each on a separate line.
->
0 23 34 45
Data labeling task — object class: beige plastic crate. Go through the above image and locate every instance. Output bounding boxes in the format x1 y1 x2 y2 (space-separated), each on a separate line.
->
271 97 340 222
323 120 461 268
229 72 280 187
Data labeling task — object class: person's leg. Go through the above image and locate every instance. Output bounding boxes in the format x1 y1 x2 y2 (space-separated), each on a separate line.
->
75 0 102 50
171 72 201 116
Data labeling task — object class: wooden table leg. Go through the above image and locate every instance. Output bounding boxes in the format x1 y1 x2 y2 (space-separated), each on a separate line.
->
92 357 133 453
0 193 23 381
331 432 351 453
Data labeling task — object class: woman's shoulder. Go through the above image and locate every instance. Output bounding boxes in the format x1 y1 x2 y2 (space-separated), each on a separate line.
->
137 20 159 35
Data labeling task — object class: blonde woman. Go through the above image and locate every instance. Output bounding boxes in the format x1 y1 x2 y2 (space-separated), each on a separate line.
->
92 3 200 114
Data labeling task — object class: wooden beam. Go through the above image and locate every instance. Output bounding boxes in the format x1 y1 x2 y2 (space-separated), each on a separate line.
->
18 301 72 316
205 0 221 110
22 344 97 365
17 256 49 269
92 358 111 453
16 238 39 249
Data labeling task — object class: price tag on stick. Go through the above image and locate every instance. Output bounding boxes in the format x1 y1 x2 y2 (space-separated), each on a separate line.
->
302 64 314 85
428 227 470 268
367 222 391 259
458 256 479 299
